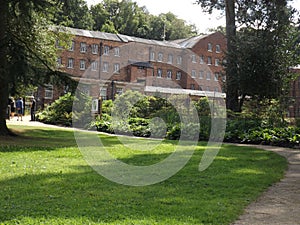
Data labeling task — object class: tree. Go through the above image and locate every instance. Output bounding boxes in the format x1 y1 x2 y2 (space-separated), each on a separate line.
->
55 0 94 30
196 0 300 112
0 0 66 135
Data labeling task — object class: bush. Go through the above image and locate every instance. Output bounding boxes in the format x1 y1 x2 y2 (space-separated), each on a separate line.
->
37 92 91 127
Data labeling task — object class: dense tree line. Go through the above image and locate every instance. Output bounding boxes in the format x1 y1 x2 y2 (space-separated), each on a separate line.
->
54 0 198 40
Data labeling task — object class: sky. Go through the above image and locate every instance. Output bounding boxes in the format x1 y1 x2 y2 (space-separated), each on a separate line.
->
86 0 300 34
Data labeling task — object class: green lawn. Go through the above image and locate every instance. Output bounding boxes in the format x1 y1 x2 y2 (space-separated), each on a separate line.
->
0 125 287 225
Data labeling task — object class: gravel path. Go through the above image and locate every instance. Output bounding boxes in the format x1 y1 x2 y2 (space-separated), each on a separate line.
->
232 144 300 225
7 117 300 224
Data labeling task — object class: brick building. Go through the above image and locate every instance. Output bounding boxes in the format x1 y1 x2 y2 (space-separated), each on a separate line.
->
38 27 226 105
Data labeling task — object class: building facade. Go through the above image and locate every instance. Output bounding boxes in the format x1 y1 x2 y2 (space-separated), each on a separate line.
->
41 27 227 103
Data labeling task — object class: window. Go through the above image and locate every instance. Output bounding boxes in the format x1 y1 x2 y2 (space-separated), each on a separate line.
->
116 88 123 95
191 70 196 78
114 47 120 56
216 44 221 53
199 70 204 79
69 41 75 51
206 86 210 91
176 71 181 80
100 87 107 100
44 84 53 99
56 39 63 49
104 45 110 55
192 55 196 63
80 42 87 53
150 52 155 61
168 54 173 64
206 72 211 80
114 63 120 73
91 61 98 71
177 56 182 65
80 60 86 70
208 43 212 52
167 70 172 79
199 85 204 91
157 52 163 62
214 87 219 92
214 72 219 81
103 62 109 72
57 57 62 67
207 57 212 65
215 58 220 66
67 58 74 68
157 68 162 78
190 84 195 90
92 44 98 54
200 55 204 64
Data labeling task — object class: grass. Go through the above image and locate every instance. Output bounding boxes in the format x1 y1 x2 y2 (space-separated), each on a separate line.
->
0 125 287 225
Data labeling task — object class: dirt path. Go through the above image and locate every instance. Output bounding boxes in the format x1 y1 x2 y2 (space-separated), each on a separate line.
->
7 118 300 224
233 144 300 225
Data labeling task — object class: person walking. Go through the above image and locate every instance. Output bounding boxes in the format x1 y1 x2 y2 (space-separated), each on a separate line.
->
9 97 15 120
15 97 24 121
30 96 36 121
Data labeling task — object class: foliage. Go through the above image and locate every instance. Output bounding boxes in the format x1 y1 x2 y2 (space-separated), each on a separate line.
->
36 92 91 127
75 0 197 40
196 0 300 112
0 0 72 135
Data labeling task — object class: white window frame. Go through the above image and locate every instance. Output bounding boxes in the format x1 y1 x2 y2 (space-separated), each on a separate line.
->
200 55 204 64
177 56 182 65
157 52 163 62
150 52 155 61
191 70 196 78
80 60 86 70
208 43 212 52
92 44 98 54
114 63 120 73
67 58 74 68
44 84 53 99
199 70 204 79
206 71 211 80
114 47 120 56
167 70 172 79
157 68 162 78
207 56 212 65
176 71 181 80
80 42 87 53
91 61 98 71
100 87 107 100
103 62 109 72
216 44 221 53
192 55 196 63
57 57 62 67
214 72 219 81
104 45 110 55
215 58 220 66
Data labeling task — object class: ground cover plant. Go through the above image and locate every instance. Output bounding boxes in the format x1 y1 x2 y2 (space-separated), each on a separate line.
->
0 125 287 225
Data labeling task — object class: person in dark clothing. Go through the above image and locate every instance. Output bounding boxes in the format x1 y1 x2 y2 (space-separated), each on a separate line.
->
15 97 23 121
30 97 36 121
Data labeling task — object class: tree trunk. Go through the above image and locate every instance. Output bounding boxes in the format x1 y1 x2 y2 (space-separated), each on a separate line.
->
0 1 12 136
225 0 240 112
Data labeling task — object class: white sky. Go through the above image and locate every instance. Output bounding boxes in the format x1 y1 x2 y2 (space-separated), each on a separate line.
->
86 0 300 34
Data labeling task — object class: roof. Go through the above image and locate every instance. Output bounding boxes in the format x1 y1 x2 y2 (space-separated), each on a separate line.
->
63 27 218 50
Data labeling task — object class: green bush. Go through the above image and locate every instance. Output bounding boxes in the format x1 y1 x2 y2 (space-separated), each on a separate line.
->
37 92 91 127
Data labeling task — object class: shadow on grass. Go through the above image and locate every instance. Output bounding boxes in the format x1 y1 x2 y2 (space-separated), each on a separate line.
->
0 144 287 225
